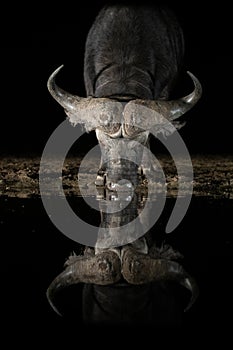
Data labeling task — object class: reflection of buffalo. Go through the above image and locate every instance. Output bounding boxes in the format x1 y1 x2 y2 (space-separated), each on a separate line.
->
47 4 202 185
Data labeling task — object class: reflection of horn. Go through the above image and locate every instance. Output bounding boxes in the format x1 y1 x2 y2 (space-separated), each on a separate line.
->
122 246 199 311
47 250 121 316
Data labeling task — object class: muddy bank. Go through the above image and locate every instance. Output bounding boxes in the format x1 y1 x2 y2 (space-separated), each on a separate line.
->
0 154 232 199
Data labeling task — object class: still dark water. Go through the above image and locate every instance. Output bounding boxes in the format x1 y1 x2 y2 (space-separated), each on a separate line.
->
1 195 232 336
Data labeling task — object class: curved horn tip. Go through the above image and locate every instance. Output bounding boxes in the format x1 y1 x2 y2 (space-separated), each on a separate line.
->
183 276 199 312
184 292 199 312
46 289 63 317
186 71 202 92
51 64 64 77
47 64 64 87
186 70 199 81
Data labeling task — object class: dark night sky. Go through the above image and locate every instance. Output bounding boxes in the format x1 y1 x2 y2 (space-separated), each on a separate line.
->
1 0 232 155
1 2 232 337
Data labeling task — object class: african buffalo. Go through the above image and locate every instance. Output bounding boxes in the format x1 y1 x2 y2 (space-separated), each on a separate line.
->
47 4 202 187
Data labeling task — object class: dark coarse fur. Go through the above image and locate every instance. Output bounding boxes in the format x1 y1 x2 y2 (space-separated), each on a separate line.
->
84 3 185 100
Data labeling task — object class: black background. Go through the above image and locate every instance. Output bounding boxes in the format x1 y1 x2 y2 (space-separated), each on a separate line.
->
1 0 232 342
1 0 232 156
